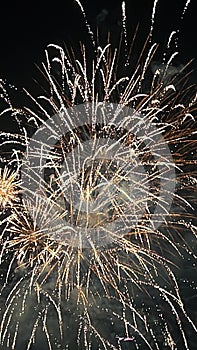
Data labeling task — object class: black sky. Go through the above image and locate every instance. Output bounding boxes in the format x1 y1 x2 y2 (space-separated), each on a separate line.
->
0 0 196 90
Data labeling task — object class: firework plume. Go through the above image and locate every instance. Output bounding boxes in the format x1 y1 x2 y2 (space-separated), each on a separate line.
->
0 1 196 349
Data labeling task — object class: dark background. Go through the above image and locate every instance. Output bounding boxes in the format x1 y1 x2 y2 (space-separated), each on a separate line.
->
0 0 196 90
0 2 196 349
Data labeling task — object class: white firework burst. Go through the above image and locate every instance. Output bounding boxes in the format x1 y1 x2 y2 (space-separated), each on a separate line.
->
0 1 196 349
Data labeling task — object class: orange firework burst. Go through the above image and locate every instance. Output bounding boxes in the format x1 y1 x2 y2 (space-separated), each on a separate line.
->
0 167 20 210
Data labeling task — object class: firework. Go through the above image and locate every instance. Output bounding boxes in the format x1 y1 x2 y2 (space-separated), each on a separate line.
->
0 1 196 349
0 167 21 210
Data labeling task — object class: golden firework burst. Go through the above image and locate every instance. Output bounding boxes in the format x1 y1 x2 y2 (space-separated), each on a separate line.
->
0 167 20 210
0 1 196 349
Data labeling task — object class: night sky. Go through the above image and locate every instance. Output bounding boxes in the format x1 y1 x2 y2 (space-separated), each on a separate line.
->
0 0 196 135
0 2 196 349
0 0 196 91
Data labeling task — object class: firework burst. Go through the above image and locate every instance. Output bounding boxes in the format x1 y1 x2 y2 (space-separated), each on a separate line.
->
0 1 197 349
0 167 21 211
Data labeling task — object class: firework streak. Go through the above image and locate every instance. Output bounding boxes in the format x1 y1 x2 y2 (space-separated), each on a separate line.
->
0 1 196 349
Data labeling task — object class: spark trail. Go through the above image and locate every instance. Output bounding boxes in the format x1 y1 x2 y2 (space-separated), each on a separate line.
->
0 1 196 349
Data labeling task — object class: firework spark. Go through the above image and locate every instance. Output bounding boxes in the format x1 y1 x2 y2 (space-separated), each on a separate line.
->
0 167 20 210
0 1 196 349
